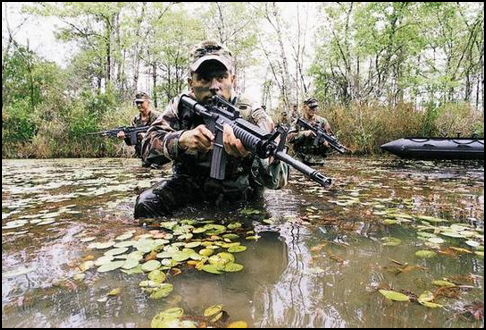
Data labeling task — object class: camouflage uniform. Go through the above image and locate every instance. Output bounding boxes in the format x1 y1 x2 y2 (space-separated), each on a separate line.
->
134 93 289 218
288 115 331 166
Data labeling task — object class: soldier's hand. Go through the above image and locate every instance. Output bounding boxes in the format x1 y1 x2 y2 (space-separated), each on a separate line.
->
223 124 250 158
303 130 316 137
179 124 214 153
117 131 126 140
137 133 145 141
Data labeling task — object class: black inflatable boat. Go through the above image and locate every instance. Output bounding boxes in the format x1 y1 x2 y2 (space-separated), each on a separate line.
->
381 137 484 160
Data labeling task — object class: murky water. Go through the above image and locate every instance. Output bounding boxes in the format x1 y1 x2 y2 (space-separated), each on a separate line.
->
2 157 484 328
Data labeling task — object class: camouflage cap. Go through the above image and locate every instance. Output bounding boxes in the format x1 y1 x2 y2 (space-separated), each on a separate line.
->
304 97 319 109
134 92 150 102
190 40 234 72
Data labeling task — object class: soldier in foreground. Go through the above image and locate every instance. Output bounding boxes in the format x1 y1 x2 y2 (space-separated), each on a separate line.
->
134 41 289 218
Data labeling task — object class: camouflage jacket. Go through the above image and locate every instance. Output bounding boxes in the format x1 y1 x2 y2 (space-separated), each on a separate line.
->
141 93 289 190
130 110 161 127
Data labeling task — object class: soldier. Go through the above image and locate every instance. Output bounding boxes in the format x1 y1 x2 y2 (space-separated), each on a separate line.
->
134 40 289 219
290 104 300 122
278 111 291 129
117 92 161 164
287 97 333 166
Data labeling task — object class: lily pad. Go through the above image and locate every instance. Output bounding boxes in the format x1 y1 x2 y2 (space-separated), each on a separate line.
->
379 290 410 302
104 247 129 256
97 260 125 273
228 246 247 253
224 263 244 272
204 304 223 317
141 260 161 272
381 237 402 246
415 250 437 258
149 283 173 299
202 265 223 275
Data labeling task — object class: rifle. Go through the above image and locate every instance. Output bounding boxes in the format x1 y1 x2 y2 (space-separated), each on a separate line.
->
179 95 332 188
88 126 149 146
296 118 347 154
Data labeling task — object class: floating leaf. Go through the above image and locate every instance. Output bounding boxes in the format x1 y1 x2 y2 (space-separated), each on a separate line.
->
465 240 480 248
141 260 161 272
432 280 456 287
379 290 410 302
107 288 121 296
93 241 116 250
97 261 125 273
381 237 402 246
428 238 445 244
104 247 129 256
210 312 224 323
224 263 244 272
149 283 173 299
185 242 202 248
202 265 222 275
415 250 437 258
228 246 247 253
204 304 223 317
419 301 444 308
121 258 139 270
148 269 166 284
172 252 191 262
227 222 242 230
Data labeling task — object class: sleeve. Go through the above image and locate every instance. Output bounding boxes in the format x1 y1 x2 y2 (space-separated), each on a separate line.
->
140 97 187 166
247 106 289 189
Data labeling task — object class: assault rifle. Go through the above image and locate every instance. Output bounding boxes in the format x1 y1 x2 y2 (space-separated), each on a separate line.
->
297 118 347 154
88 126 149 146
179 95 332 188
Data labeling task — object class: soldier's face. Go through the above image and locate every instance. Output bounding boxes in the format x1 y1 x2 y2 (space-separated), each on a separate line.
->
304 105 318 117
136 100 149 112
189 61 235 104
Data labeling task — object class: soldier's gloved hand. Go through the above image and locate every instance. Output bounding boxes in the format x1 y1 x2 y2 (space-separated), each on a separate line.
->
137 133 145 141
179 124 214 153
303 130 316 137
117 131 126 140
223 124 250 158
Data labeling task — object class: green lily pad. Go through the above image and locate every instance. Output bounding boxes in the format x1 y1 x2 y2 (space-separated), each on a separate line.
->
121 258 139 270
415 250 437 258
381 237 402 246
204 304 223 317
97 261 125 273
202 265 223 275
228 246 247 253
148 269 166 283
104 247 129 256
172 252 191 262
224 263 244 272
141 260 161 272
379 290 410 302
150 283 174 299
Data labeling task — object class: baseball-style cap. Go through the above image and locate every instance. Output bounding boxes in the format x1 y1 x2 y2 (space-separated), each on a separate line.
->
304 97 319 109
190 40 234 72
134 92 150 102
